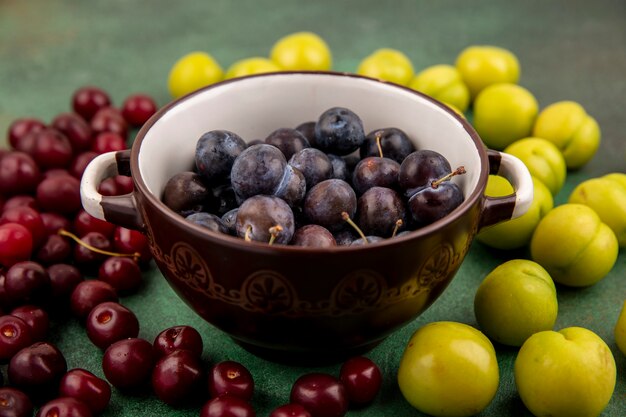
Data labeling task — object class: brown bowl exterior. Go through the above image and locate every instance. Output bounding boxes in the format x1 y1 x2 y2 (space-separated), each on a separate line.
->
137 188 481 360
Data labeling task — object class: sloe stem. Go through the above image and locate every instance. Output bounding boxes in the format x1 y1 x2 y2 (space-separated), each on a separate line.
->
431 166 466 189
268 225 283 245
391 219 403 238
244 225 253 242
375 132 384 158
341 211 368 244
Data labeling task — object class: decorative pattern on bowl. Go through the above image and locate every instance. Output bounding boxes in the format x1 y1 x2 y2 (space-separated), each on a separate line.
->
150 239 460 317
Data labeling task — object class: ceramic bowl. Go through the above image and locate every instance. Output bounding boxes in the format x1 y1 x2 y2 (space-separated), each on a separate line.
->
81 72 532 363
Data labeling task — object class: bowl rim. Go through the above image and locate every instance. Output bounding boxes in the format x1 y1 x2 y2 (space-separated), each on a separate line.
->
130 70 489 253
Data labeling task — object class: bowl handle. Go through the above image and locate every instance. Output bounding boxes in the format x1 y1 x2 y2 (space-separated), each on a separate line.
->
80 150 144 231
478 149 534 230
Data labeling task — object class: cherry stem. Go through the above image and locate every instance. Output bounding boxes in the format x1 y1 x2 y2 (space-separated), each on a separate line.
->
58 229 140 261
268 225 283 245
375 132 384 158
391 219 403 238
431 166 466 189
244 225 253 242
341 211 368 244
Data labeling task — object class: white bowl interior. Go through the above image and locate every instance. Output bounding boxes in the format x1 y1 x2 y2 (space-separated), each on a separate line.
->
138 73 481 198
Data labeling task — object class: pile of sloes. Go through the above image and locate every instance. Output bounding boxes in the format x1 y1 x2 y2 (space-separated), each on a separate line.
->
163 107 465 247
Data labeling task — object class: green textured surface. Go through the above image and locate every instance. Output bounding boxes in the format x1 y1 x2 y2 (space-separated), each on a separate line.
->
1 0 625 416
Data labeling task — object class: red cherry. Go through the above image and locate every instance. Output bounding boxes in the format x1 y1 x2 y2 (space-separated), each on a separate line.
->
269 404 312 417
200 395 256 417
73 209 116 239
4 261 51 305
69 151 98 179
0 206 46 248
98 257 142 294
7 118 46 150
36 175 82 215
36 396 93 417
47 263 84 302
0 387 34 417
151 349 204 405
69 280 118 320
7 341 67 401
97 178 118 196
59 368 112 414
40 212 72 236
29 128 74 170
0 151 41 196
3 195 39 213
90 107 127 139
96 176 134 197
290 373 348 417
121 94 157 127
10 305 49 342
85 301 139 349
91 132 127 154
0 314 33 361
35 234 72 265
42 168 73 180
13 130 37 154
153 325 204 359
102 337 154 391
72 86 111 121
113 227 151 263
0 223 33 267
51 112 93 152
208 361 254 401
72 231 112 269
113 175 134 194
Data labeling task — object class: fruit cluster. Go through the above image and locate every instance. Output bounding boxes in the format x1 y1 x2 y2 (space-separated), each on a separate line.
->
167 32 600 174
163 107 466 246
375 43 621 417
1 85 389 417
200 356 382 417
167 32 332 99
0 86 161 415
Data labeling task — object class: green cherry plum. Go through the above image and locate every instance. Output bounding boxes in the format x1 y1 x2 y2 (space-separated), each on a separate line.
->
397 321 499 417
532 100 601 169
530 204 618 287
270 32 332 71
168 52 223 99
225 57 281 79
515 327 616 417
455 45 520 99
357 48 414 86
503 137 566 196
409 64 470 112
568 173 626 247
473 83 538 150
474 259 558 347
